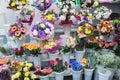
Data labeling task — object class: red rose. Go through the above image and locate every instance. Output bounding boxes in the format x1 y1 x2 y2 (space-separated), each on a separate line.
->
50 60 55 66
31 67 36 71
34 71 41 75
64 61 69 67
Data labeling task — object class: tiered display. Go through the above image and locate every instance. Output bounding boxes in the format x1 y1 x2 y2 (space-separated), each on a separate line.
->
0 0 120 80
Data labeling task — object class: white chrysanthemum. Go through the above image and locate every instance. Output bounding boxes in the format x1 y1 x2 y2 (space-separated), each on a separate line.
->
62 8 68 13
40 23 45 28
32 30 38 36
44 28 50 34
59 15 66 21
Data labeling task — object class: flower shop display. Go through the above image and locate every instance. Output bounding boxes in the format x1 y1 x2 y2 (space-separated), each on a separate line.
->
18 8 35 24
32 0 53 11
80 0 99 9
6 0 28 10
75 36 86 62
83 54 97 80
94 6 112 20
0 64 11 80
8 23 27 50
70 60 83 80
12 46 26 62
30 22 54 40
43 38 62 60
50 58 68 80
10 61 36 80
23 43 42 67
77 23 94 38
61 36 76 66
40 9 59 24
33 66 52 80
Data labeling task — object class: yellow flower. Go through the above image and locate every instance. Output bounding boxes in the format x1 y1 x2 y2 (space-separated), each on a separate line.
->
78 27 83 31
23 67 29 72
31 74 36 79
88 14 93 20
19 62 24 66
53 10 57 13
25 72 30 77
12 75 16 80
11 2 16 7
21 0 26 5
85 29 91 35
24 77 30 80
45 14 53 20
16 72 21 76
25 63 33 67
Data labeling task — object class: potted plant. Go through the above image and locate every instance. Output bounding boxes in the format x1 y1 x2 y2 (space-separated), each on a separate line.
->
23 43 41 67
12 46 26 62
33 66 52 80
61 36 76 66
10 61 36 80
49 58 68 80
75 36 86 62
44 38 62 60
70 60 83 80
83 54 97 80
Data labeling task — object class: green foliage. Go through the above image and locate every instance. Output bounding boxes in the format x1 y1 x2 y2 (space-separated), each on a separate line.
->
0 47 9 55
62 46 71 53
52 65 67 72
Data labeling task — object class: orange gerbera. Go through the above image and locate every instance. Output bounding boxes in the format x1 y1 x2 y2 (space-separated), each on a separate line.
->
21 27 26 33
11 26 17 32
15 31 21 36
80 58 88 67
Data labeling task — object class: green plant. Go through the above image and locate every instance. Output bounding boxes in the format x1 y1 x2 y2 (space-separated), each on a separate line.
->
0 47 9 55
75 36 86 51
62 46 71 53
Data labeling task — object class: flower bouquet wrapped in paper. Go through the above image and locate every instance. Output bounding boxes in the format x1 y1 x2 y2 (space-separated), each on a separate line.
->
30 22 54 40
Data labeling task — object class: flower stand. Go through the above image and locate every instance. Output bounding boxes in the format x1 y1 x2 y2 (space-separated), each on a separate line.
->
72 69 82 80
63 25 71 36
49 51 59 60
33 54 41 67
55 71 65 80
98 69 111 80
40 75 49 80
84 68 94 80
75 50 85 63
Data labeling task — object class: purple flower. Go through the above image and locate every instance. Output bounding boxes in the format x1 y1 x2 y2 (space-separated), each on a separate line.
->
31 26 37 32
47 26 51 30
38 30 45 37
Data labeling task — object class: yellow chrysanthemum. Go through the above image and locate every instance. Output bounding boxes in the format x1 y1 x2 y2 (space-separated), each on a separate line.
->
23 67 29 72
85 29 91 35
25 72 30 77
31 74 36 79
11 2 16 7
21 0 26 5
19 62 24 66
45 14 53 20
24 77 30 80
25 63 33 67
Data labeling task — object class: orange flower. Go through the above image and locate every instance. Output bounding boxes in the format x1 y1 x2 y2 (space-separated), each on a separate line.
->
80 58 88 67
39 43 44 48
11 26 17 32
77 30 84 34
98 28 101 32
15 31 21 36
21 27 26 33
88 25 94 31
27 44 37 50
106 28 110 33
98 42 104 48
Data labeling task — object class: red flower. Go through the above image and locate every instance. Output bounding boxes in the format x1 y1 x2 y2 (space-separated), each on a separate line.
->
50 60 55 66
31 67 36 71
64 61 69 67
55 58 60 61
105 43 109 48
34 71 41 75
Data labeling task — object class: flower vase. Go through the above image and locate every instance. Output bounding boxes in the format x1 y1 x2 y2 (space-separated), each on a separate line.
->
14 40 22 50
75 49 85 63
61 52 70 66
49 51 59 60
41 53 49 60
33 54 41 67
64 25 71 36
84 68 94 80
39 75 49 80
72 70 82 80
15 55 26 62
55 71 65 80
107 68 116 80
101 49 110 55
98 69 111 80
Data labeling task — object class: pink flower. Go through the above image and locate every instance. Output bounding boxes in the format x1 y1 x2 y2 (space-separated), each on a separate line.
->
50 60 55 66
105 43 109 48
109 41 116 47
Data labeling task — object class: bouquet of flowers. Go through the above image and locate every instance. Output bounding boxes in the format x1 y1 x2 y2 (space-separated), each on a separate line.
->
8 23 27 40
12 46 25 57
10 61 36 80
77 23 94 38
7 0 28 10
80 0 99 9
43 38 62 54
18 8 35 24
40 9 59 24
97 20 114 34
22 43 41 56
80 58 88 67
0 64 11 80
94 6 112 20
32 66 52 76
50 58 68 72
32 0 53 11
62 36 76 53
31 22 54 40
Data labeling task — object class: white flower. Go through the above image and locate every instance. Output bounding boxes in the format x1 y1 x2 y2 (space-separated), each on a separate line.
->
36 21 39 24
32 30 38 36
62 8 68 13
70 16 75 21
40 23 45 28
59 15 66 21
44 28 50 34
70 10 75 13
101 27 107 33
